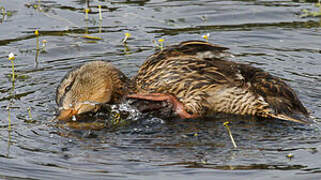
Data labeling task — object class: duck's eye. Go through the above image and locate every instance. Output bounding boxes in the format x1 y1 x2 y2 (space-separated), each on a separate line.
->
65 85 72 92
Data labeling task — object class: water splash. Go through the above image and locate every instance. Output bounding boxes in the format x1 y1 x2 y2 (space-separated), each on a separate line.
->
110 102 142 121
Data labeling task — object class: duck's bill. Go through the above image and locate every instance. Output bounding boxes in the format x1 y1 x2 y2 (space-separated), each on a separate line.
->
56 108 77 121
56 102 103 121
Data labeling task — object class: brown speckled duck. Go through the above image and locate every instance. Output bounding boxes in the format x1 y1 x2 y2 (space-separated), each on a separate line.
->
56 40 311 123
128 40 311 123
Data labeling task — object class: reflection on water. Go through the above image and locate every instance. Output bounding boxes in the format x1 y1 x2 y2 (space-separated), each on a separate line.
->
0 0 321 179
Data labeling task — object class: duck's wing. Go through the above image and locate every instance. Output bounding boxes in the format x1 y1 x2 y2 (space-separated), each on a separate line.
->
134 56 245 118
238 64 311 123
176 40 230 58
145 40 232 66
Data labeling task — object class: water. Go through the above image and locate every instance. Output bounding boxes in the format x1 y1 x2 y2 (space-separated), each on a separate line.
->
1 0 321 179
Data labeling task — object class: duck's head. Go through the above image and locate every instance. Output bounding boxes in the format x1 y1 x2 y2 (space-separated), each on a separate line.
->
56 61 129 121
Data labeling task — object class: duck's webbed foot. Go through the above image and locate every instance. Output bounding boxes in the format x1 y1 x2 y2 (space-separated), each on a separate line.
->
127 93 199 119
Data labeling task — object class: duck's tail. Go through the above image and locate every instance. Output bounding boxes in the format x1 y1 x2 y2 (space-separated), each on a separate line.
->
269 113 314 124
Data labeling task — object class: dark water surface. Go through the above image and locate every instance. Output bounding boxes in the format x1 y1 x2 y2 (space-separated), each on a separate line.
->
1 0 321 179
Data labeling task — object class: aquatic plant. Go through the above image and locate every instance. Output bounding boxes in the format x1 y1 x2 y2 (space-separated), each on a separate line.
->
85 8 90 20
300 0 321 17
28 107 32 120
223 121 237 148
152 38 165 50
158 38 164 50
35 30 39 50
301 9 321 17
0 6 5 18
287 153 294 159
8 52 15 82
0 8 14 21
111 112 124 126
7 52 16 132
41 40 47 52
7 107 11 131
81 35 102 40
202 33 210 42
98 5 102 21
122 32 131 44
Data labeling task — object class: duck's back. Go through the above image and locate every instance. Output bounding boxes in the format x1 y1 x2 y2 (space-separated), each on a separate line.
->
134 41 310 123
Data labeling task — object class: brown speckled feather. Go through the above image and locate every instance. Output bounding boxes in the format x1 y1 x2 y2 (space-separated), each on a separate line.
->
238 64 308 116
134 41 310 123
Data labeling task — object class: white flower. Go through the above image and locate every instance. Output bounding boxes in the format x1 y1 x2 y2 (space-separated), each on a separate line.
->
8 52 15 60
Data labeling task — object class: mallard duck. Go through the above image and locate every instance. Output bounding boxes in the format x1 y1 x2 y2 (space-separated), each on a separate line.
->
56 60 174 121
56 61 130 121
128 40 311 123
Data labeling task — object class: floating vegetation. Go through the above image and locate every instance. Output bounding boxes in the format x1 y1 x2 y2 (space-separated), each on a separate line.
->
300 0 321 17
300 9 321 17
152 38 165 50
81 35 102 40
0 6 14 22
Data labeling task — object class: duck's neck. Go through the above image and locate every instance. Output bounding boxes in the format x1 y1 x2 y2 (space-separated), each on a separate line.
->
109 70 131 104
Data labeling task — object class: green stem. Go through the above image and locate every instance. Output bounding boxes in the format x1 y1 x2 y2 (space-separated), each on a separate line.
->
11 60 15 82
98 5 102 21
226 126 237 148
28 107 32 120
36 36 39 50
224 122 237 148
8 108 11 131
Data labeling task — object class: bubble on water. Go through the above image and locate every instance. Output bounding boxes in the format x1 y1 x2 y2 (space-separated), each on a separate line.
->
142 117 165 126
151 117 165 124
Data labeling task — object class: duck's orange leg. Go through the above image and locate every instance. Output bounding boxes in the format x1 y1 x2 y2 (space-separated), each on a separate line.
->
127 93 199 119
